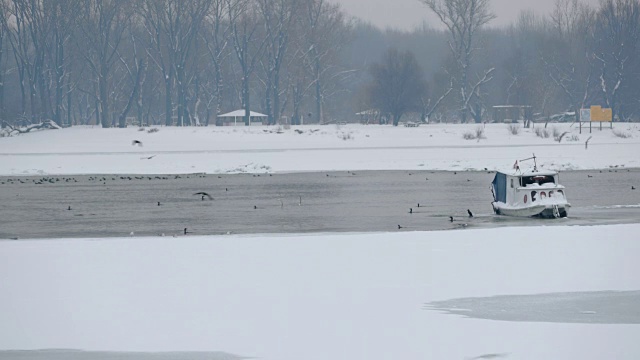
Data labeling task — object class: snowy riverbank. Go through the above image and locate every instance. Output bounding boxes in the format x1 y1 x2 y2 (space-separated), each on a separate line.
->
1 123 639 175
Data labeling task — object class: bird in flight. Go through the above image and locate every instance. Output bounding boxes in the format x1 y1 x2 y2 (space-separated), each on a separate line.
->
193 192 213 200
141 155 156 160
132 140 143 146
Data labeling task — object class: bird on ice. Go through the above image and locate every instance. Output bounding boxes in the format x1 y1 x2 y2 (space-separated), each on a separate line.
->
467 209 474 217
132 140 143 146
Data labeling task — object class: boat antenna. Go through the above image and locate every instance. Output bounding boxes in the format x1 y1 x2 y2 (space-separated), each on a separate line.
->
519 153 538 172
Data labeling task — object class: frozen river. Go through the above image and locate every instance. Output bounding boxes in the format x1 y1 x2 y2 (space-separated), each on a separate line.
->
0 350 243 360
1 169 639 239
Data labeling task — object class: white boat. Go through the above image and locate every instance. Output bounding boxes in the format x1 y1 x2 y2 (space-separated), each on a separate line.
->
491 157 570 218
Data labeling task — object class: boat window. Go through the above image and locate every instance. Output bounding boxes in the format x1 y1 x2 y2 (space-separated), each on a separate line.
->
531 191 537 202
522 175 556 185
510 179 514 188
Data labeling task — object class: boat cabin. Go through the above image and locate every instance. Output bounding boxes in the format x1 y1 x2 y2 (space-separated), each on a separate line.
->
493 170 565 204
491 169 569 218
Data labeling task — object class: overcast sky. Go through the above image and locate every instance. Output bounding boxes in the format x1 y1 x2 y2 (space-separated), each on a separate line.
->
333 0 600 30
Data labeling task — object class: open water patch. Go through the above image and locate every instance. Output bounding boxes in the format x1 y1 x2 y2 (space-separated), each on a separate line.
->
426 290 640 324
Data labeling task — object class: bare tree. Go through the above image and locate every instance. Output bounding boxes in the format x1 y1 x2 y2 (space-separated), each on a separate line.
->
592 0 640 121
0 1 7 126
202 0 237 126
368 48 428 126
300 0 351 124
540 0 596 116
422 77 453 122
2 1 27 118
78 0 131 128
114 21 147 128
229 0 267 126
141 0 211 127
140 0 172 126
287 42 312 126
257 0 297 125
1 0 78 126
46 0 79 126
419 0 496 123
3 0 51 122
497 10 557 126
551 0 584 37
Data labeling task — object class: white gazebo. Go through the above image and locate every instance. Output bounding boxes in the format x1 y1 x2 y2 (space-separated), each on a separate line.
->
218 109 268 126
356 109 382 124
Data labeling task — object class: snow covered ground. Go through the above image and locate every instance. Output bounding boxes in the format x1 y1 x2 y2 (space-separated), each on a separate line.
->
1 123 639 175
2 122 639 359
2 224 640 360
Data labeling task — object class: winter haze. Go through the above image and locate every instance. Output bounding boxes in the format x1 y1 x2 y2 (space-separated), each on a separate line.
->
1 0 640 359
333 0 601 29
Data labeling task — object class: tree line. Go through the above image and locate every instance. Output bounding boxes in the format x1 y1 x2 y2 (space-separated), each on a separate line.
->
0 0 639 129
362 0 640 125
0 0 350 128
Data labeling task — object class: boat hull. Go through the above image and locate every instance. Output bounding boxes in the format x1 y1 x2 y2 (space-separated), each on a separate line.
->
492 203 569 218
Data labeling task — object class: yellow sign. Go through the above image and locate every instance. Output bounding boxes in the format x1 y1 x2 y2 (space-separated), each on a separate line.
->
590 106 612 122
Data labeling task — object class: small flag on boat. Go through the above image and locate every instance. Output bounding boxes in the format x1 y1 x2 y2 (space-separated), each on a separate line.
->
513 161 519 170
